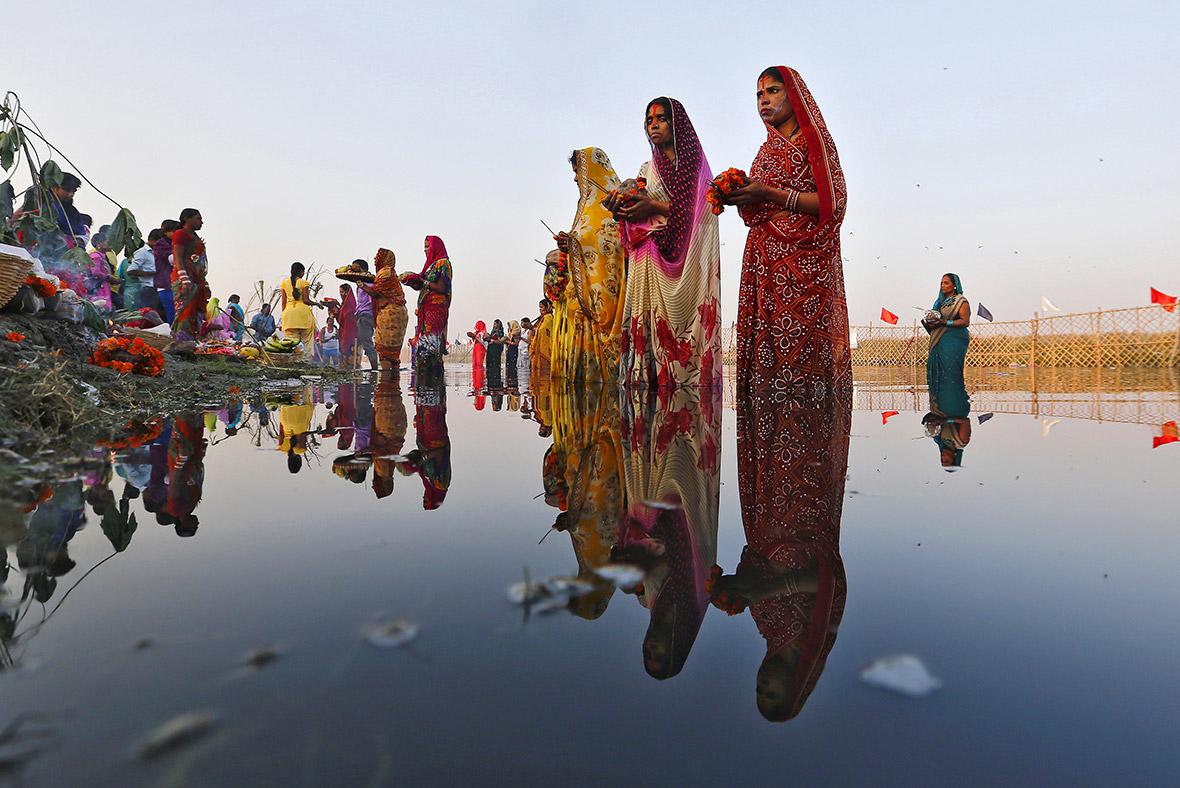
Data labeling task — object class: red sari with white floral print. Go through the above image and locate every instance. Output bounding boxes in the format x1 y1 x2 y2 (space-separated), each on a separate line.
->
737 67 851 397
737 390 850 719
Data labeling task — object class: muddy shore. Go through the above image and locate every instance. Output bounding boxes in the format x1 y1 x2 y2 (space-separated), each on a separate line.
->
0 312 343 518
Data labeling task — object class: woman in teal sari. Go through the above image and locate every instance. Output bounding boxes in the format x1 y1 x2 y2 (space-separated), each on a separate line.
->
923 273 970 405
922 273 971 467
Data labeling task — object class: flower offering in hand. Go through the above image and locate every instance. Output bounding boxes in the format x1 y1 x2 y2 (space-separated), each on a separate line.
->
706 565 750 616
706 168 748 215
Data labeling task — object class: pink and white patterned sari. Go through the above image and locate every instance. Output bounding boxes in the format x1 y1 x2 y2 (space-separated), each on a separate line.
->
619 98 721 389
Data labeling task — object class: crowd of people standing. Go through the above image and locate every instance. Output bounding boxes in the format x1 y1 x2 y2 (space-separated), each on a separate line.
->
459 65 855 397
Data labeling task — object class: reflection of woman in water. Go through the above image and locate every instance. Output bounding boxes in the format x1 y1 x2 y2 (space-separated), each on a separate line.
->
167 412 207 537
549 384 625 619
277 387 315 474
399 387 451 510
370 373 408 499
924 410 971 469
617 386 721 678
711 394 850 721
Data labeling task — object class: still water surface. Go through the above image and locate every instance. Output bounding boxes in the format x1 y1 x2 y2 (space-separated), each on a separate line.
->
1 367 1178 787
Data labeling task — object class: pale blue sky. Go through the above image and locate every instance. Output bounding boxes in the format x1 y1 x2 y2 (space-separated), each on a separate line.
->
7 0 1178 331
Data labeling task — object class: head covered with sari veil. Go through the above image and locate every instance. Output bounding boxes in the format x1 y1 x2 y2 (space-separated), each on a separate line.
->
634 97 714 276
759 66 847 245
622 502 711 680
421 236 449 277
567 147 627 369
933 272 965 311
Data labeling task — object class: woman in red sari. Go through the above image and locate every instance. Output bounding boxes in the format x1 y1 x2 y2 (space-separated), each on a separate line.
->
166 412 206 537
401 236 453 380
727 67 850 396
709 392 850 720
170 208 210 340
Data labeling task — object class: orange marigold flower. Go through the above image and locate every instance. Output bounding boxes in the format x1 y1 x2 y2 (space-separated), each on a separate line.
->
5 332 25 342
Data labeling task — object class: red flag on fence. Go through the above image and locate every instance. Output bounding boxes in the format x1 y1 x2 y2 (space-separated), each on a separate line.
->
1153 421 1179 449
1150 287 1177 313
881 308 899 324
882 411 899 424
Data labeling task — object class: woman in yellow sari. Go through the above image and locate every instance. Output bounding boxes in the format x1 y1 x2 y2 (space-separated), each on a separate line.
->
555 148 627 385
549 383 626 619
528 296 554 383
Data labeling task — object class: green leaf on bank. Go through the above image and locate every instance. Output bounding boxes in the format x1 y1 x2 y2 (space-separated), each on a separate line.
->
107 207 142 258
65 246 92 269
102 499 138 552
0 180 14 224
39 160 62 189
0 130 14 171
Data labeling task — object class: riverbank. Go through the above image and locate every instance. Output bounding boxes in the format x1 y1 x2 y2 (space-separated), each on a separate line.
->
0 313 346 512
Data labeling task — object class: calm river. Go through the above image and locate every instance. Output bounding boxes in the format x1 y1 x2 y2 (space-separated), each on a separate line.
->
1 367 1177 787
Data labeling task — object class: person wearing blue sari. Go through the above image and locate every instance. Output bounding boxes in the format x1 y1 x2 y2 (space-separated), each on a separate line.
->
922 273 971 468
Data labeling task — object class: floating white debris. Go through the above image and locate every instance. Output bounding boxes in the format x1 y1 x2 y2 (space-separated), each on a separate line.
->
592 564 645 590
860 654 943 698
362 618 419 648
641 499 679 511
506 578 585 614
79 382 100 404
545 576 595 598
135 711 218 760
507 581 551 606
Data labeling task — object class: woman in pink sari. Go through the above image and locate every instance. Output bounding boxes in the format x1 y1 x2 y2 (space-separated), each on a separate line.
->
606 97 721 389
338 284 357 369
727 66 850 396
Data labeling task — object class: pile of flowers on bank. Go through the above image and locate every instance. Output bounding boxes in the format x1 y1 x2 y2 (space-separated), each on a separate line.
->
89 335 166 376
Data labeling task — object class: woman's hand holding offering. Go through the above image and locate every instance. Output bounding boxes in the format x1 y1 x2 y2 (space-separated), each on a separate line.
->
724 178 772 206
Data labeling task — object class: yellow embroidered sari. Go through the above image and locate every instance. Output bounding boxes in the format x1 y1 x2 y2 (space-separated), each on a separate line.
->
553 148 626 385
551 383 625 619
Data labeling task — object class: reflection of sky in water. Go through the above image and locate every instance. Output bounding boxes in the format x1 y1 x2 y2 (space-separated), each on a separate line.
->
1 369 1177 786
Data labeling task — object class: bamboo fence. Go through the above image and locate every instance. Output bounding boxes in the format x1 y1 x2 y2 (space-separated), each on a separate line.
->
845 304 1180 369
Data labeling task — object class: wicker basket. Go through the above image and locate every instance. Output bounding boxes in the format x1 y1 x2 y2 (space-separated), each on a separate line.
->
116 326 173 350
0 250 33 309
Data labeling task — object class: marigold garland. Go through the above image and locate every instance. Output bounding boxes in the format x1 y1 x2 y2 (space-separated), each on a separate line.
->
97 419 164 450
706 564 750 616
88 335 166 376
706 167 748 215
24 274 58 298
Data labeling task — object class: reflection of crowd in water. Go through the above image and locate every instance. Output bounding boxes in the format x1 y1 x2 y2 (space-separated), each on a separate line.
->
258 375 451 511
475 371 853 721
